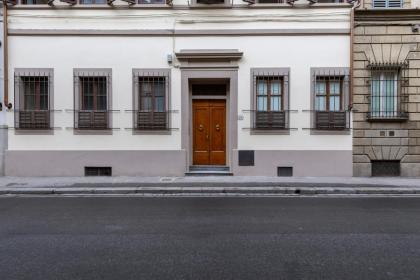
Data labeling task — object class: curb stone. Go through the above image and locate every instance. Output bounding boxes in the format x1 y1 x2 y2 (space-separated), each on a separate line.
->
2 186 420 196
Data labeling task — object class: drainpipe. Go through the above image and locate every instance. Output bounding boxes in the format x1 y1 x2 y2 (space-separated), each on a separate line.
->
3 4 9 111
349 0 361 110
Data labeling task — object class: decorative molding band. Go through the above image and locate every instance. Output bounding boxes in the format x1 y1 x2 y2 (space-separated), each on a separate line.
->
8 28 350 36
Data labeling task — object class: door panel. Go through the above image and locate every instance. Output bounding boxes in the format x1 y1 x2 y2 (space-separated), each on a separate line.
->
209 101 226 165
193 100 210 165
192 99 226 166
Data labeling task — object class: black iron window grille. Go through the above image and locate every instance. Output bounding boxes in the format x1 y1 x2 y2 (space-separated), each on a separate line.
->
314 75 349 130
133 69 170 130
367 64 408 121
309 68 350 131
74 70 112 130
14 70 53 130
373 0 402 8
251 69 290 130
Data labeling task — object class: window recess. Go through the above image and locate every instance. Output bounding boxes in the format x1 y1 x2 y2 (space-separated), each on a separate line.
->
14 69 54 130
245 68 296 133
73 69 113 131
311 69 350 131
366 63 408 122
131 69 174 132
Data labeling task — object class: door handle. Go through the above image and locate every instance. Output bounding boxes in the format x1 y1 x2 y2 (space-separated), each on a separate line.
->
215 124 220 131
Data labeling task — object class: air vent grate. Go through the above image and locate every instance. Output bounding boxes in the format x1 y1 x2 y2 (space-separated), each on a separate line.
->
85 167 112 177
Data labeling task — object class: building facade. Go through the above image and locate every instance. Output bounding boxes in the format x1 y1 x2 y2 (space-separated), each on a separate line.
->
352 0 420 176
3 0 353 177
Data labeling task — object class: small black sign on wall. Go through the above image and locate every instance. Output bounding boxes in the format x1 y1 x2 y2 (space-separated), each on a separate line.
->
238 150 254 166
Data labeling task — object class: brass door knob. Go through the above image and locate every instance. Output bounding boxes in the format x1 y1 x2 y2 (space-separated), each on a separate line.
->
199 124 204 131
215 124 220 131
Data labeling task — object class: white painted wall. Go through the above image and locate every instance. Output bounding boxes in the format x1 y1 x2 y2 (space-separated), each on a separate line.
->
7 6 352 151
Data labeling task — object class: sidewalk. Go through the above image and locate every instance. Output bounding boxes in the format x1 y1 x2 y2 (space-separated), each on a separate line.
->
1 176 420 195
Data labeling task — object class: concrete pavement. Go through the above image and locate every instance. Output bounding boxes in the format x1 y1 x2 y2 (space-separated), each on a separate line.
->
1 176 420 195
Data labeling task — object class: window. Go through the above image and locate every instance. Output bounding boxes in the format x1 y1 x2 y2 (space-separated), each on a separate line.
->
371 161 400 177
311 68 350 131
370 71 399 118
251 68 289 131
133 69 170 131
373 0 402 7
14 69 53 130
315 77 343 112
74 69 112 130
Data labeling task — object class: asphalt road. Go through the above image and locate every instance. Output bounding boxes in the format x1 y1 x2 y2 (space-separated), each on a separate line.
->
1 196 420 280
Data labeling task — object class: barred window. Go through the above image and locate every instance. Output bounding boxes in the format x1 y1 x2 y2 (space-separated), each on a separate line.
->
373 0 402 8
370 71 398 118
14 69 53 130
74 69 112 130
315 77 343 112
311 68 350 131
367 63 408 121
256 77 283 112
251 68 289 131
133 69 170 131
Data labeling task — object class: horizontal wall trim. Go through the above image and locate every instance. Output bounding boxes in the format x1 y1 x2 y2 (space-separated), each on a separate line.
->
8 28 351 36
8 3 352 10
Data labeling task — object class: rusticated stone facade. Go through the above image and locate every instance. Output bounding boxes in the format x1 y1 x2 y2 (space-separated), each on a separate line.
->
353 9 420 176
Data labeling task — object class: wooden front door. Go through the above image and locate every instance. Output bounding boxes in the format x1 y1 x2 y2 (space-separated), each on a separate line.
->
193 100 226 165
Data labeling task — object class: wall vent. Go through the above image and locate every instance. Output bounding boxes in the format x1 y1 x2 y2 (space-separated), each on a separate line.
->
85 167 112 177
371 161 400 177
238 150 254 166
278 167 293 177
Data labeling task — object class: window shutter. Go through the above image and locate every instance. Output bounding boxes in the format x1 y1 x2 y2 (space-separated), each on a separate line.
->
60 0 76 4
5 0 18 5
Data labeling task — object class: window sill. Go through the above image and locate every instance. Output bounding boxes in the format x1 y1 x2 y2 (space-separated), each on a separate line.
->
133 129 172 135
366 116 408 122
250 128 290 135
310 128 350 135
74 128 113 135
189 3 232 8
14 128 54 135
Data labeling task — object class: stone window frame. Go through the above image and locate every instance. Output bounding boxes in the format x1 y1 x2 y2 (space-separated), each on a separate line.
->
73 68 113 135
132 68 172 135
250 67 290 135
310 67 350 135
14 68 55 135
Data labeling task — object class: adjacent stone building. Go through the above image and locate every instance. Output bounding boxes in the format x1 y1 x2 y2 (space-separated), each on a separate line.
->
352 1 420 176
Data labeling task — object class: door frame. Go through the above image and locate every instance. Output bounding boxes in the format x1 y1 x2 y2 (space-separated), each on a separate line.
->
181 70 238 171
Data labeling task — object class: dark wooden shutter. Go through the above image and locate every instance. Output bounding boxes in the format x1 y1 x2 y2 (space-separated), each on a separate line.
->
60 0 77 4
